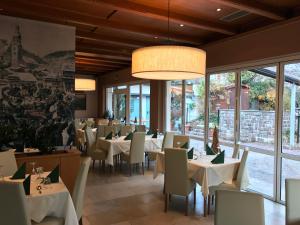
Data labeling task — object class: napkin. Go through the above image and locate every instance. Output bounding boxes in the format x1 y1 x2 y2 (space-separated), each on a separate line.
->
211 150 225 164
187 147 194 160
105 132 113 140
206 144 216 155
181 142 189 149
124 132 133 140
152 132 157 138
47 165 60 183
23 175 31 195
11 163 26 179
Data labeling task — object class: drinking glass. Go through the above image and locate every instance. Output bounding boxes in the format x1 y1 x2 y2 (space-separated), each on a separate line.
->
36 167 44 179
30 162 36 175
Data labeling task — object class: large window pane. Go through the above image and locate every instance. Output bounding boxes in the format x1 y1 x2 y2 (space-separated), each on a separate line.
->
106 87 113 114
246 151 274 197
141 83 150 128
209 72 235 156
240 66 277 152
130 85 140 124
282 63 300 155
185 78 205 138
166 81 183 132
280 158 300 201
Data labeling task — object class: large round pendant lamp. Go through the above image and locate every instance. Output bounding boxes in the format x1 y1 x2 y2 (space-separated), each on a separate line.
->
132 45 206 80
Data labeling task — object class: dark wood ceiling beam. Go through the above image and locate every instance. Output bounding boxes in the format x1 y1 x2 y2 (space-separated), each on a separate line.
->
91 0 236 35
76 30 145 49
209 0 286 21
75 57 129 66
75 51 131 62
77 42 132 56
0 0 201 45
76 60 122 69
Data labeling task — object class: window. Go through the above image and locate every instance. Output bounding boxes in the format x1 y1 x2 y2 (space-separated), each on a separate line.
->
142 83 150 128
130 85 140 124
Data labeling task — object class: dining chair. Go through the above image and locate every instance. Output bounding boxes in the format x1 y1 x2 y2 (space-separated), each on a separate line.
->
164 148 196 216
286 179 300 225
215 190 265 225
85 127 108 170
96 125 105 138
173 135 190 148
121 132 145 176
208 150 249 214
113 124 122 135
0 182 64 225
97 118 109 125
0 149 18 176
72 157 91 225
135 125 146 132
147 131 175 168
120 125 132 136
104 125 115 137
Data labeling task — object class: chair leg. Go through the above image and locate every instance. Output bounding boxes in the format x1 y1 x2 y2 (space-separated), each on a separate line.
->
212 195 215 205
92 160 95 169
185 195 189 216
203 196 207 217
148 157 150 169
142 162 144 175
128 162 132 176
165 193 169 212
79 217 83 225
208 195 211 215
194 187 196 206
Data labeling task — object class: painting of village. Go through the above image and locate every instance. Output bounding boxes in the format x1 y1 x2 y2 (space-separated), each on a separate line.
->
0 15 75 150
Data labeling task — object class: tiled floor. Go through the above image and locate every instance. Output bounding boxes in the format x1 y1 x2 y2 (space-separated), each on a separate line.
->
82 163 285 225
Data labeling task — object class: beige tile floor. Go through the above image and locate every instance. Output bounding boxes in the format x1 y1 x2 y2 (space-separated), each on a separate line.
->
82 164 285 225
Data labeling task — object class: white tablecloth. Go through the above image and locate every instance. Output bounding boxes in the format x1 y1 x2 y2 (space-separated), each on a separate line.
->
4 174 78 225
98 135 163 165
154 153 248 197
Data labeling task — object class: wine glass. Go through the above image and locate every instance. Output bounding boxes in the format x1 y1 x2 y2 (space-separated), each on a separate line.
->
30 162 36 175
36 167 44 180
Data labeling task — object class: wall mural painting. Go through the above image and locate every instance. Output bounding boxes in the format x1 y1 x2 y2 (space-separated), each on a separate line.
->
0 15 76 151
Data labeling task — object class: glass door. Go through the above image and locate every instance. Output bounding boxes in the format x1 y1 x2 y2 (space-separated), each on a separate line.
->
113 88 129 123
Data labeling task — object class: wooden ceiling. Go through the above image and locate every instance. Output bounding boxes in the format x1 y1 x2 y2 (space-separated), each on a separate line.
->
0 0 299 75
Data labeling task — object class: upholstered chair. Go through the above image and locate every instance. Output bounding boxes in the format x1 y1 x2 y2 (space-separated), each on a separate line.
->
215 190 264 225
286 179 300 225
173 135 190 148
113 124 122 136
96 125 105 138
72 157 91 225
85 127 108 170
122 132 145 176
135 125 146 132
104 126 115 137
147 131 175 168
120 125 132 136
208 150 249 214
0 182 64 225
0 149 18 176
97 119 109 125
164 148 196 216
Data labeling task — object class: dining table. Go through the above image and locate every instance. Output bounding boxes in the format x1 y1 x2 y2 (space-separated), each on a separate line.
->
154 152 249 197
97 135 164 166
3 173 79 225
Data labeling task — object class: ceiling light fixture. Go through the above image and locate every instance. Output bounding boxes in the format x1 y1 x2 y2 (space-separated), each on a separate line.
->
217 8 222 12
154 36 158 39
132 0 206 80
180 24 184 27
75 78 96 91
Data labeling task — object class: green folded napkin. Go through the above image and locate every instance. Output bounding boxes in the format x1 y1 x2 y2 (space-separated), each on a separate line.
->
146 130 153 135
11 163 26 179
187 147 194 160
211 150 225 164
152 132 157 138
206 144 216 155
23 175 31 195
105 132 113 140
124 132 133 140
181 142 189 149
47 165 60 183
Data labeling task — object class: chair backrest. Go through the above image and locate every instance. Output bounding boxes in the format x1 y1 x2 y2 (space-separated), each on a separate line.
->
0 182 31 225
85 127 96 156
96 125 106 138
114 124 122 135
85 119 95 128
286 179 300 225
173 135 190 148
121 125 132 136
129 132 146 164
104 126 115 137
135 125 146 132
236 150 249 189
215 190 265 225
0 150 18 176
72 157 91 220
164 148 190 196
97 119 109 125
162 132 175 150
